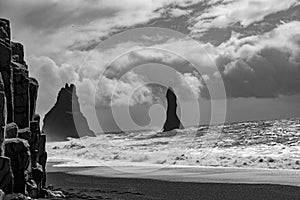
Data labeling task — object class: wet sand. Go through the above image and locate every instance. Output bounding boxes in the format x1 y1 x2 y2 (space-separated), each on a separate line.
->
46 163 300 200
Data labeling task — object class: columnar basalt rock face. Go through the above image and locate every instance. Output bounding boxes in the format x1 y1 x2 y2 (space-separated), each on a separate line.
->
0 94 6 156
12 62 30 129
4 138 31 194
17 128 31 142
0 156 13 194
38 134 47 188
29 121 40 166
0 19 10 40
31 114 47 189
11 42 25 64
0 74 6 156
29 78 39 121
0 74 4 91
0 18 48 198
0 70 13 196
0 19 13 123
5 123 18 139
162 87 184 132
43 83 95 141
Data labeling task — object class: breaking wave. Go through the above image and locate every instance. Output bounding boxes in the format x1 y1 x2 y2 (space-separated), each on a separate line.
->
47 118 300 170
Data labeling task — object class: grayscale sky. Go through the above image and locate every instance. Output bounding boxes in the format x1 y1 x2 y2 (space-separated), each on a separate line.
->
1 0 300 132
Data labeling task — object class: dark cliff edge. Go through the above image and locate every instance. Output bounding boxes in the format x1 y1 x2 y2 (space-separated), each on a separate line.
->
163 87 184 132
43 83 95 141
0 18 60 199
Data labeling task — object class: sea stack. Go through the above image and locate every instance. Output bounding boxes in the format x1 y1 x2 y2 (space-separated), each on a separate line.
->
163 87 184 132
43 83 95 141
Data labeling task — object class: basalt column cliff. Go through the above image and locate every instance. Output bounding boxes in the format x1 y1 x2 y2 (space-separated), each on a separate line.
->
163 87 184 132
0 18 49 198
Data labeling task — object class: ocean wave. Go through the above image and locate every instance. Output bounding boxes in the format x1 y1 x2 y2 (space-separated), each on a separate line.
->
47 118 300 170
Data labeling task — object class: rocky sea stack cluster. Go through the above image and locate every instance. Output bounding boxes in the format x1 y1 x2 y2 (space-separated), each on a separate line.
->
43 83 95 141
0 18 55 199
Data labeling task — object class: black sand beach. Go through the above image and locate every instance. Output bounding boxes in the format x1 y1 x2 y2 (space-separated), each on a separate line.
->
47 167 300 200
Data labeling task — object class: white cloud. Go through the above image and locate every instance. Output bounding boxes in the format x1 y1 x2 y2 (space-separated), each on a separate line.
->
190 0 299 35
178 72 203 98
97 71 155 106
3 0 300 123
169 8 192 17
27 20 300 119
214 21 300 98
1 0 200 56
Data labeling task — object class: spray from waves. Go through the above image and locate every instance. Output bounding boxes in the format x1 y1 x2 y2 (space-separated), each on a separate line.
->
47 118 300 170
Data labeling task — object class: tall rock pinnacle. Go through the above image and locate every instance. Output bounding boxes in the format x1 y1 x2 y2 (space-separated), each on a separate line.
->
42 83 95 141
162 87 184 132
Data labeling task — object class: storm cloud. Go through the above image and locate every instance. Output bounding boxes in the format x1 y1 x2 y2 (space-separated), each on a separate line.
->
215 21 300 98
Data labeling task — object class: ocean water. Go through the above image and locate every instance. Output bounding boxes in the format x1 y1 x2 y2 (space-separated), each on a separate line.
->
47 118 300 170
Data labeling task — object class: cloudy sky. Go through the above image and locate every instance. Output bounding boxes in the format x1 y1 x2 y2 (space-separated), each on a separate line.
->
1 0 300 132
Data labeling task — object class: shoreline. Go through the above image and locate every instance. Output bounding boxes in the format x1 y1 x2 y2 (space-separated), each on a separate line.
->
46 169 300 200
47 161 300 187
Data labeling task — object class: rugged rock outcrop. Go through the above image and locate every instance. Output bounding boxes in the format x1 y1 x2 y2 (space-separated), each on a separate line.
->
4 138 31 194
0 19 13 123
11 42 25 64
5 123 18 139
0 83 6 156
29 78 39 121
0 18 48 198
162 87 184 132
38 133 47 188
0 156 13 194
12 61 30 129
33 114 47 187
43 83 95 141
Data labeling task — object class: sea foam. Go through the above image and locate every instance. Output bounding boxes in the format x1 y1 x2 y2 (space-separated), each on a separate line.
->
47 118 300 170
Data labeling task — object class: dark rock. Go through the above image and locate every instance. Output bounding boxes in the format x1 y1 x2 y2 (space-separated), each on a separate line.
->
4 138 31 194
12 63 30 129
162 87 183 132
33 114 40 123
10 42 25 65
5 123 18 139
29 121 40 166
0 91 6 156
37 133 47 188
30 120 46 195
0 67 14 124
38 134 46 157
43 83 95 141
17 128 31 142
31 164 43 190
39 188 50 198
38 151 47 188
0 18 46 199
0 20 13 123
33 114 47 189
0 18 10 40
0 156 13 194
29 121 39 143
0 24 8 39
0 74 4 91
29 78 38 121
26 179 38 199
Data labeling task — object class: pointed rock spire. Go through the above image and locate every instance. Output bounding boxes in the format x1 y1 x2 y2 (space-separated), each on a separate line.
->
163 87 183 132
42 83 95 141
